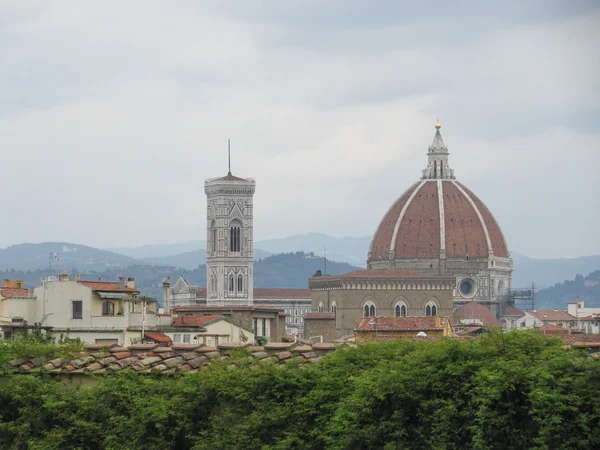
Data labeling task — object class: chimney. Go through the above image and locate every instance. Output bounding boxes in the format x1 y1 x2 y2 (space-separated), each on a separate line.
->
98 276 102 281
59 270 69 282
119 276 125 290
127 277 135 289
163 276 171 314
435 316 441 327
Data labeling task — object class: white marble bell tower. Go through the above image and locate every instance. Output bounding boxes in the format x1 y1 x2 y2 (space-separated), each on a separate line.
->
204 145 255 306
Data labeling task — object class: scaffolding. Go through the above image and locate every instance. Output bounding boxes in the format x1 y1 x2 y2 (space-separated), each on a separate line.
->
508 282 535 311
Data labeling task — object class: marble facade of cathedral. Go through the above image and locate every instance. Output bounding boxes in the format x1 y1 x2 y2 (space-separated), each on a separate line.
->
367 122 513 312
306 122 513 340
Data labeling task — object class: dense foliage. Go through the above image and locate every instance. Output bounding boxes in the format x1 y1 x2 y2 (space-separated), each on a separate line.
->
1 331 599 449
0 335 85 367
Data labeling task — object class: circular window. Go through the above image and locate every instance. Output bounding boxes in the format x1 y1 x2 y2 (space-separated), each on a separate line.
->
459 278 477 298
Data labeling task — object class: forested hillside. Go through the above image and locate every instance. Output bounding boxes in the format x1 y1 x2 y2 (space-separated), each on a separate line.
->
536 269 600 309
1 332 598 449
0 252 359 304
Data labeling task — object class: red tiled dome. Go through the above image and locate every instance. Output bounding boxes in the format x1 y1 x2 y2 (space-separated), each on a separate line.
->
368 179 508 262
368 123 508 264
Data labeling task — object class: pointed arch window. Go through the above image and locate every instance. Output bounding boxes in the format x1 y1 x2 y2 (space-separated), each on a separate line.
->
425 301 438 316
318 302 324 313
331 301 337 316
211 220 217 253
363 300 376 317
394 301 407 317
228 275 234 293
229 223 241 252
237 275 243 293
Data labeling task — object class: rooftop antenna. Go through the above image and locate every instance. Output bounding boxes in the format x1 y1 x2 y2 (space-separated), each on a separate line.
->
228 139 231 174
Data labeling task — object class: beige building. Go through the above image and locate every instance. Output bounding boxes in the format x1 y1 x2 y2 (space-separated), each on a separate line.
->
1 280 37 339
172 304 286 343
158 314 254 346
308 269 455 340
28 271 171 345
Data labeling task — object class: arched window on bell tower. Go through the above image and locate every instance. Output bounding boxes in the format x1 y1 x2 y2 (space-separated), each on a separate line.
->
237 275 243 293
229 222 241 252
211 219 217 253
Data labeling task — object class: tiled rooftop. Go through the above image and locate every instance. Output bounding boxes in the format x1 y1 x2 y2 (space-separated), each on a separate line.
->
77 281 138 293
527 310 576 321
5 342 338 375
455 302 500 327
304 312 335 319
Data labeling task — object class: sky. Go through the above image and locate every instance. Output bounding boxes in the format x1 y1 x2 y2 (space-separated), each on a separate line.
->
1 0 599 259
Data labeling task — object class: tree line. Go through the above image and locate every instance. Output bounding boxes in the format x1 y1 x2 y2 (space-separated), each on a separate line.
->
1 330 599 449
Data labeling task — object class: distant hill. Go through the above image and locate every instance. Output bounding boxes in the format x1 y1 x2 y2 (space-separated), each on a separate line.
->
511 252 600 289
138 248 273 270
255 233 371 267
536 269 600 309
0 251 359 306
3 239 599 292
0 242 136 272
105 241 206 259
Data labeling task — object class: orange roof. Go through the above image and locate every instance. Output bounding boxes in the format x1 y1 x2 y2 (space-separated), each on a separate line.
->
77 281 138 293
304 312 335 320
173 305 283 313
455 302 500 327
0 287 31 298
144 333 172 344
502 305 525 317
172 315 222 327
254 288 311 298
527 310 576 321
355 316 447 331
339 270 422 278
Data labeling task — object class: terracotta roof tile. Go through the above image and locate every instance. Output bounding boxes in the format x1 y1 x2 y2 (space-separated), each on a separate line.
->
355 316 448 331
304 312 335 319
527 310 576 321
254 288 311 298
338 270 422 278
455 302 500 327
145 333 173 344
501 305 525 317
0 287 31 297
77 281 138 293
172 315 222 327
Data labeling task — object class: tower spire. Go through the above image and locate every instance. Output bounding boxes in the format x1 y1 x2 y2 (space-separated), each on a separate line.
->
228 139 231 175
421 119 455 180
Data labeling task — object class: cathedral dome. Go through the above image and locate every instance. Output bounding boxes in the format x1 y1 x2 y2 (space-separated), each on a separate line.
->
368 123 509 264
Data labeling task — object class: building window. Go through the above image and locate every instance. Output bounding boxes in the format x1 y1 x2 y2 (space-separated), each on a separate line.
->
318 302 324 313
173 334 181 343
72 300 83 319
331 301 337 316
229 223 241 252
102 301 115 316
237 275 243 293
425 302 437 317
229 275 234 293
211 220 217 253
395 302 407 317
183 334 190 343
363 300 376 317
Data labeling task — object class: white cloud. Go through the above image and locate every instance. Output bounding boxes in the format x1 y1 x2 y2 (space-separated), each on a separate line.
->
0 1 598 259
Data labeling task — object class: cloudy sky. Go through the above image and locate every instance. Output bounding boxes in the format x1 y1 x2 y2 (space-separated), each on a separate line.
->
1 1 599 258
